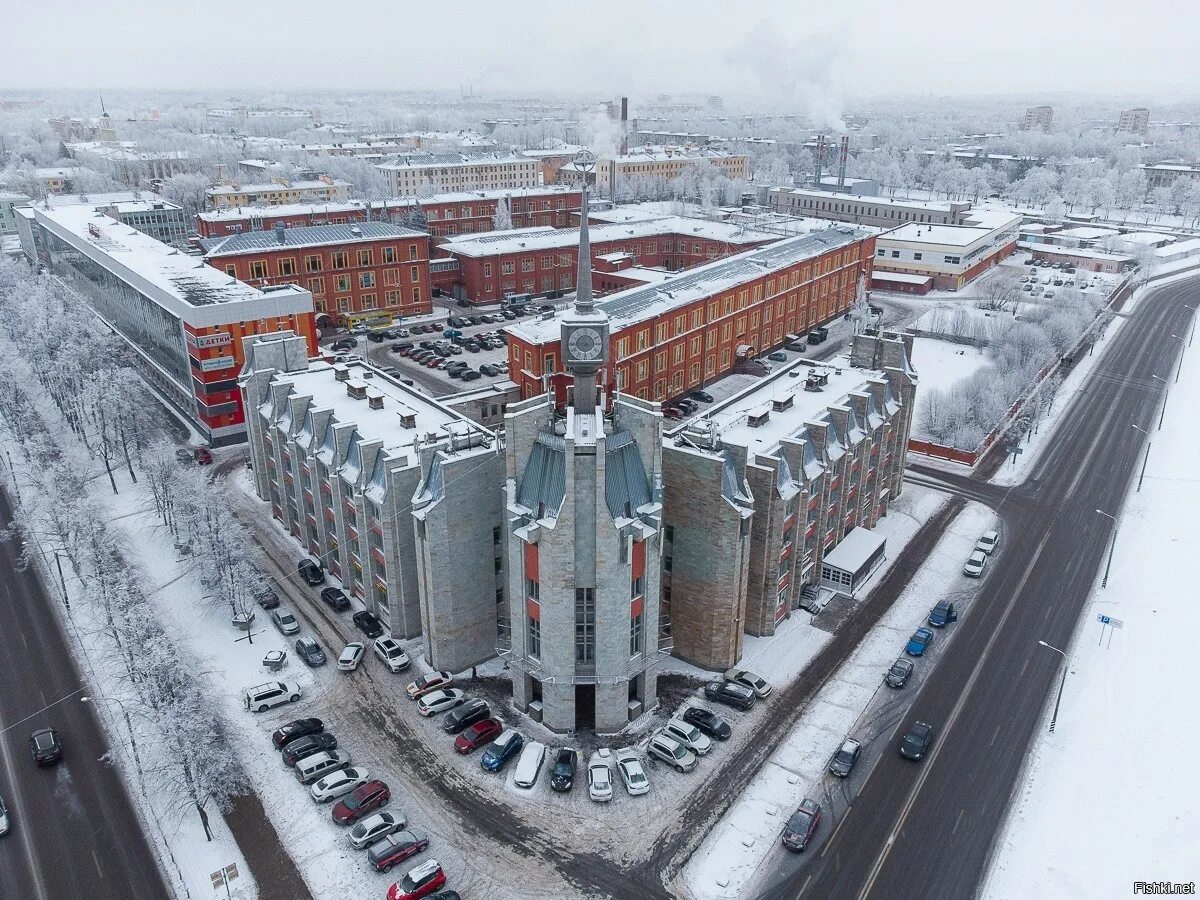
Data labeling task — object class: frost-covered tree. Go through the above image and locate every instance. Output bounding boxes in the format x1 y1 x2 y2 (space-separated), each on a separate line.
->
492 195 513 231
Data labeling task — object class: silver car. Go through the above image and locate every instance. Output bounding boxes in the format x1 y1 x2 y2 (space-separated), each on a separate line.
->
272 609 300 635
348 810 407 850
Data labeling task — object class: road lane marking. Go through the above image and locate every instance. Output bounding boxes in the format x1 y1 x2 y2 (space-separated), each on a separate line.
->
92 848 104 879
953 808 965 835
1019 658 1030 678
990 725 1001 747
820 803 855 860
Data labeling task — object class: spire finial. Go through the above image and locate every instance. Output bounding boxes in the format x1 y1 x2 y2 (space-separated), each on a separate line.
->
572 150 596 313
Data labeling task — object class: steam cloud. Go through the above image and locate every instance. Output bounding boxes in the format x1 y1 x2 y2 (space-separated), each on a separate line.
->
579 103 625 160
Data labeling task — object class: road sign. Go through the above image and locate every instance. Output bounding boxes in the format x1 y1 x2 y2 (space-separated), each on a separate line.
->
1096 614 1123 628
1097 614 1110 624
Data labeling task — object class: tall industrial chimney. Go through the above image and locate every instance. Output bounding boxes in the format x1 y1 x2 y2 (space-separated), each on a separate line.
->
620 96 629 156
813 134 826 187
837 135 849 188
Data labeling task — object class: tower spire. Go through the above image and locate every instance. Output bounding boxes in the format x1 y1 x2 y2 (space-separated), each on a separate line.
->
573 150 596 313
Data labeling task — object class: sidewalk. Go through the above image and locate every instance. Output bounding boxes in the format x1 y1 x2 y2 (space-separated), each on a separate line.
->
227 793 313 900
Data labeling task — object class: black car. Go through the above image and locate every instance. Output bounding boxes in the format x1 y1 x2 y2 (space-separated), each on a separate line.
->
549 747 578 792
460 370 482 381
463 341 481 353
390 343 412 354
255 586 281 610
330 338 357 351
442 699 490 734
320 588 351 612
681 707 732 740
29 728 63 766
281 732 339 766
295 637 327 667
927 600 957 628
298 559 325 586
480 364 501 377
367 331 387 343
767 351 788 362
885 657 914 688
785 339 807 352
688 390 715 404
703 681 756 711
899 721 934 760
828 738 861 777
353 610 384 638
272 717 324 749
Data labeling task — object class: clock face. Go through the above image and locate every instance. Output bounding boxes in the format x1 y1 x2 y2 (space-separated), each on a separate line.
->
567 327 604 362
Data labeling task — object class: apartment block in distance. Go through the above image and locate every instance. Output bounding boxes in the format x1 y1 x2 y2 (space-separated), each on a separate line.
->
20 204 316 444
1021 105 1054 132
240 333 504 672
558 145 750 199
201 222 431 326
205 176 352 209
661 330 916 670
1117 108 1150 134
377 152 541 198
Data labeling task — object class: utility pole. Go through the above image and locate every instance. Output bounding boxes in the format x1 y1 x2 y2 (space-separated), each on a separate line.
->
1037 641 1069 733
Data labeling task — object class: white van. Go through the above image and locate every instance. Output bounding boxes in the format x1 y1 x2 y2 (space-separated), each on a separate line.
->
513 740 547 788
295 750 351 784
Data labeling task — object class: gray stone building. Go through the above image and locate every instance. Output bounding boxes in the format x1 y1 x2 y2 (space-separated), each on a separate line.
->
501 177 666 734
661 330 916 671
240 333 504 673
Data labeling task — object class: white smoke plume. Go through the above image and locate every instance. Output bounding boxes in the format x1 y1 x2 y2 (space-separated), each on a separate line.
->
579 103 626 160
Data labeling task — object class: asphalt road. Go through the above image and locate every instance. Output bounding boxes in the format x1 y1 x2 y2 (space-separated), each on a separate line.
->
759 275 1199 900
0 488 168 900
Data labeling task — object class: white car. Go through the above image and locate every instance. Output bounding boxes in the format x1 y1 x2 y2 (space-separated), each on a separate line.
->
348 810 407 850
416 688 465 717
963 550 987 577
373 637 411 673
588 749 614 802
647 731 698 773
243 681 301 713
513 740 547 789
310 767 370 802
615 747 649 796
0 794 8 835
271 609 300 635
338 642 365 672
663 718 713 756
975 530 1000 555
723 668 772 698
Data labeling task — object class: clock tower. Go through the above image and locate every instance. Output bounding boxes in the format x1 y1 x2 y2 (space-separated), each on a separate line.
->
560 150 609 415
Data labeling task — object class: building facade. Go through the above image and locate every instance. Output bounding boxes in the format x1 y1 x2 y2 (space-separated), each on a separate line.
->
1021 106 1054 132
21 204 316 444
0 191 30 235
202 222 431 326
1117 108 1150 134
505 225 877 406
872 211 1021 291
240 334 503 672
377 152 541 197
205 177 353 210
558 146 750 200
1139 162 1200 191
661 331 916 670
67 142 194 186
770 187 971 229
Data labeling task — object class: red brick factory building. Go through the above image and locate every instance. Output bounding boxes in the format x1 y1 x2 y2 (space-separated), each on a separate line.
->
202 221 431 326
504 224 877 405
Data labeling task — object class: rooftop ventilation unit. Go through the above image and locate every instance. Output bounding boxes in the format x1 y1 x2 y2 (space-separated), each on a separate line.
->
747 410 770 428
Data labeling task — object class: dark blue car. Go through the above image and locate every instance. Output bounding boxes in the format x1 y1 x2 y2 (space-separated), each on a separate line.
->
906 627 934 657
927 601 957 628
480 729 524 772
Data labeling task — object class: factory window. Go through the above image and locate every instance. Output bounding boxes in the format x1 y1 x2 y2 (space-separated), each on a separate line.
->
332 251 349 269
250 260 267 280
224 265 236 277
673 345 684 364
502 261 515 275
361 293 377 310
630 611 644 658
891 250 900 258
308 277 324 295
483 263 492 277
525 576 539 600
305 255 322 273
384 268 399 285
335 275 351 292
411 287 421 303
385 290 400 304
409 244 419 260
689 336 700 355
360 272 375 289
358 249 373 267
913 252 923 261
690 363 700 383
383 246 396 264
410 266 420 283
541 255 553 269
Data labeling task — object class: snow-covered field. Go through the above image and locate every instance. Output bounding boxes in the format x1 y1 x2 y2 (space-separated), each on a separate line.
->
910 335 991 427
984 298 1200 899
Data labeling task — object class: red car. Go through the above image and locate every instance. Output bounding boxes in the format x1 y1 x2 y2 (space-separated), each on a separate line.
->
331 779 390 826
386 860 446 900
369 829 429 873
454 717 503 754
194 448 214 465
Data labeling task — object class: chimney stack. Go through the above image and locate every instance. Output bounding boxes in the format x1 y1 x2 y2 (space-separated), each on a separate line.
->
837 135 849 188
814 134 826 186
274 221 286 244
620 97 629 156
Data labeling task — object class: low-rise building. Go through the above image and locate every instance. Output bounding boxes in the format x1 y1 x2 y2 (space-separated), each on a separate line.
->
67 141 194 186
661 330 916 669
557 146 750 200
205 176 353 210
201 222 431 326
240 334 504 673
377 152 541 198
1139 161 1200 191
0 191 31 235
770 187 972 229
872 210 1021 291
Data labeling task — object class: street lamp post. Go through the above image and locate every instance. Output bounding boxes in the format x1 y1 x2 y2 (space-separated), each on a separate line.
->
1151 374 1170 430
1096 509 1118 588
1171 335 1185 383
1037 640 1069 733
1131 423 1152 492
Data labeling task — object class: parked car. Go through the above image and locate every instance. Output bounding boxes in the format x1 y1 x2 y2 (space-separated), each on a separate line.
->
460 370 482 381
295 750 351 785
254 586 280 610
311 767 370 802
320 587 351 612
647 731 698 773
662 406 684 420
615 747 649 796
29 728 63 766
549 747 578 792
767 351 788 362
369 828 429 873
281 732 338 767
385 859 446 900
193 448 214 465
681 707 732 740
298 559 325 586
827 738 861 778
480 728 524 772
662 718 713 756
480 364 501 376
513 741 548 789
885 657 914 688
442 699 490 734
963 549 987 577
417 688 465 717
781 798 822 851
587 748 614 800
271 609 300 635
454 717 503 754
373 637 411 673
353 610 385 638
338 642 366 672
0 795 8 835
349 810 407 850
272 717 323 749
689 390 715 404
899 721 935 760
976 530 1000 554
928 600 958 628
723 668 772 698
906 627 935 657
785 339 808 351
331 338 357 351
244 681 301 712
295 637 327 667
703 680 756 711
332 779 391 825
406 671 452 699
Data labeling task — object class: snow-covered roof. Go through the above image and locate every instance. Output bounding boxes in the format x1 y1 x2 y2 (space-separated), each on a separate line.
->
1056 226 1120 241
376 151 535 172
200 221 425 258
822 526 886 575
775 186 960 213
1115 231 1174 247
508 225 870 343
207 178 351 197
1155 238 1200 257
560 145 747 169
872 271 932 285
879 223 999 248
1020 242 1135 262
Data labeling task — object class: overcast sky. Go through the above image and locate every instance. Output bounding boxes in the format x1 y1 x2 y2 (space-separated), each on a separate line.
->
4 0 1198 102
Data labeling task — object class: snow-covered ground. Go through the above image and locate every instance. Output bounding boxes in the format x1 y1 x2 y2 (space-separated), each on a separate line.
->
983 297 1200 899
681 497 997 900
910 335 990 429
